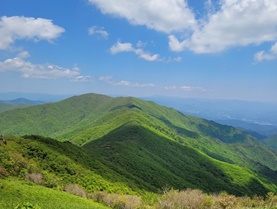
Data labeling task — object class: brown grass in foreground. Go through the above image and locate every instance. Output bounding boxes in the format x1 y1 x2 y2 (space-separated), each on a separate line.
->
88 189 277 209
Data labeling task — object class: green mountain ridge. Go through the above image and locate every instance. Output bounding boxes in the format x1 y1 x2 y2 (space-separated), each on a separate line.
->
0 135 142 193
264 135 277 150
0 102 31 113
84 122 270 195
1 93 277 196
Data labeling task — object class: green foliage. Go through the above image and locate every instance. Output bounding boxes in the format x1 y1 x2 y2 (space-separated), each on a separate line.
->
84 123 274 196
0 178 110 209
0 102 31 113
14 202 41 209
0 135 137 195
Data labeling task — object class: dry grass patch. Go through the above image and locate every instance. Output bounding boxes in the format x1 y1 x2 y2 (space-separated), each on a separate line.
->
64 184 87 198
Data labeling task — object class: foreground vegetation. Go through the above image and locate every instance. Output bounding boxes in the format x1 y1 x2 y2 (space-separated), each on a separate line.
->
1 178 277 209
0 178 109 209
0 135 277 208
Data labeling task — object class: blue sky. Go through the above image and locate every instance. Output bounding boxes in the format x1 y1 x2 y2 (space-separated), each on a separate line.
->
0 0 277 102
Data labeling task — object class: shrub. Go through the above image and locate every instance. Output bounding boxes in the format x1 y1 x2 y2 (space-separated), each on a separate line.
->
10 152 28 175
42 172 60 188
265 192 277 208
214 192 237 209
25 173 43 184
113 195 142 209
64 184 87 198
0 166 9 177
14 202 41 209
157 189 211 209
90 192 142 209
89 191 107 203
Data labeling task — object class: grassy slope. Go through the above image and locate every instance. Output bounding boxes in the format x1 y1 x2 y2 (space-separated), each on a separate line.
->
0 93 277 196
0 135 140 194
0 178 110 209
125 98 277 171
0 93 112 137
264 135 277 150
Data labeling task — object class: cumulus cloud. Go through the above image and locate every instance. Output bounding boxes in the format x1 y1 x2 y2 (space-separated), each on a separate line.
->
169 0 277 54
87 0 196 33
254 42 277 62
110 42 133 54
0 53 80 79
88 0 277 60
110 41 160 61
110 41 182 62
88 26 109 39
0 16 65 50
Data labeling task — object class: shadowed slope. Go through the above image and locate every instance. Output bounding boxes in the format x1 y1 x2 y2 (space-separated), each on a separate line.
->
84 122 270 196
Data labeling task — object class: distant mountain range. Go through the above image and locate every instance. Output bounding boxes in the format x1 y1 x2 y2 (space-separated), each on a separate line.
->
0 92 71 102
1 92 276 137
0 98 45 105
0 93 277 196
0 98 45 113
143 96 277 137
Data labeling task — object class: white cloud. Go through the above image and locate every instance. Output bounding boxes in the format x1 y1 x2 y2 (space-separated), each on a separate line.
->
72 75 95 82
254 42 277 61
88 26 109 39
0 53 80 79
0 16 65 50
110 41 182 62
180 86 206 92
112 80 155 88
168 35 187 52
163 85 206 92
135 49 160 61
87 0 196 33
99 76 155 88
88 0 277 58
110 41 160 61
110 42 133 54
98 76 206 93
99 76 206 92
169 0 277 54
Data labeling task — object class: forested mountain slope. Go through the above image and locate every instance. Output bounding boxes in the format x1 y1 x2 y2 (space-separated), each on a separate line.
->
1 93 277 196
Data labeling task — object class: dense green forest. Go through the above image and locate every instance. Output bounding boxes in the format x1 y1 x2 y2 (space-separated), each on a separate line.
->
1 93 277 208
0 102 31 113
